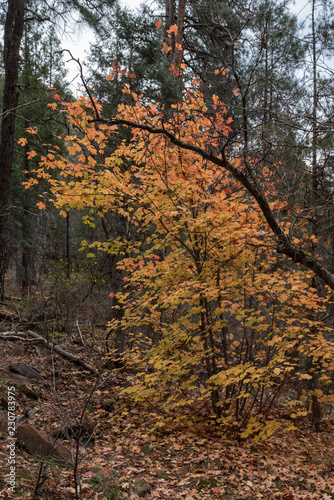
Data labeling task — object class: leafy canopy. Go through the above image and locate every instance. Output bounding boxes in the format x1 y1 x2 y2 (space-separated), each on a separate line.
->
22 66 334 438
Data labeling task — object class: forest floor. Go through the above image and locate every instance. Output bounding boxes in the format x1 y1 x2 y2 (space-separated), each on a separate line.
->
0 297 334 499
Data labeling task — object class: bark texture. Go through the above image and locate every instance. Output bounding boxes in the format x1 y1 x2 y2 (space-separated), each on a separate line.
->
0 0 25 299
165 0 186 69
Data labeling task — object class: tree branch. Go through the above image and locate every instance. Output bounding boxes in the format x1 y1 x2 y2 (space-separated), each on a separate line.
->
90 115 334 290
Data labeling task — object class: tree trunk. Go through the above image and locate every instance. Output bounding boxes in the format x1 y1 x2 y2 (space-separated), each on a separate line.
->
165 0 186 69
309 0 322 431
0 0 25 299
311 0 319 203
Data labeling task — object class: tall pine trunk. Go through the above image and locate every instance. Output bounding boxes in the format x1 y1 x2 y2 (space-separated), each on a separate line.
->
0 0 24 299
310 0 322 431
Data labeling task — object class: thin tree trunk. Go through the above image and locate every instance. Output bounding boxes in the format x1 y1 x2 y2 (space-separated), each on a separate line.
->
0 0 25 299
307 0 322 431
21 21 36 293
312 0 318 202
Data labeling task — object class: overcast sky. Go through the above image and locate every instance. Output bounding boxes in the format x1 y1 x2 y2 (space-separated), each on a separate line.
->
63 0 146 90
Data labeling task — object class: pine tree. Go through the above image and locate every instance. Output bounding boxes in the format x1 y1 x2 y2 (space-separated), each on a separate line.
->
87 2 176 113
10 19 67 290
0 0 117 297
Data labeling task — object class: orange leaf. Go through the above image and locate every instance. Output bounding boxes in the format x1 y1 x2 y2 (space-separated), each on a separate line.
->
162 42 172 54
155 19 162 30
18 137 27 146
214 67 227 75
167 24 178 35
26 127 38 135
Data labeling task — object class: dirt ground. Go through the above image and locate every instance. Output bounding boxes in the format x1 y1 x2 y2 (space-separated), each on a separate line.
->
0 327 109 499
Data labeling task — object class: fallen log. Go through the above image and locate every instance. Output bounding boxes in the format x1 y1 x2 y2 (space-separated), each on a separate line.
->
0 333 26 341
26 330 99 375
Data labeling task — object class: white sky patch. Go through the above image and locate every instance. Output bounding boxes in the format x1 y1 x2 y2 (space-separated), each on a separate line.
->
62 0 143 93
290 0 312 17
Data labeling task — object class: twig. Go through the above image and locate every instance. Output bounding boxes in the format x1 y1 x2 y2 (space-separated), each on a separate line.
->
76 319 87 347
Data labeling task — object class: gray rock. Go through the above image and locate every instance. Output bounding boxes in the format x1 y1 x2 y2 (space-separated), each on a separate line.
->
133 478 153 497
52 419 94 440
8 373 32 385
9 363 40 379
101 399 116 412
7 377 39 400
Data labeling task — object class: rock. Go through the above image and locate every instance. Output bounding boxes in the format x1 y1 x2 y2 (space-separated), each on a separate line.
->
132 478 153 497
101 399 116 412
16 423 73 465
0 388 8 411
15 409 36 426
52 419 94 440
14 381 39 400
0 413 6 431
8 372 32 385
9 363 40 378
0 397 8 412
7 376 39 400
33 345 42 357
6 372 39 400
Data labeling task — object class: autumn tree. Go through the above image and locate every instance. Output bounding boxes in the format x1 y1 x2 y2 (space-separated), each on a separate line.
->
23 70 334 432
18 0 334 434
